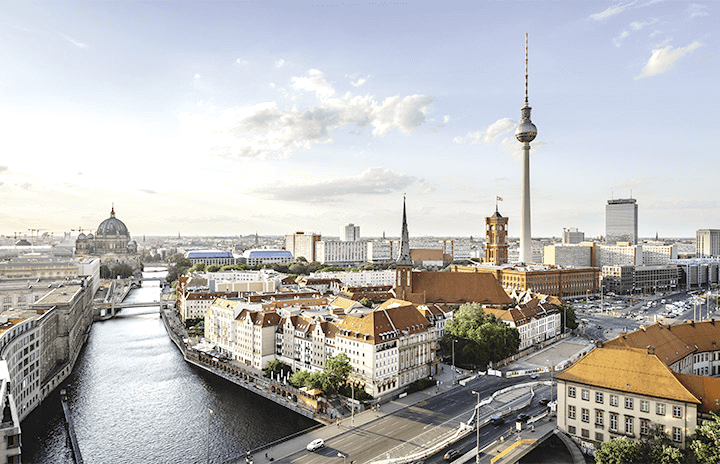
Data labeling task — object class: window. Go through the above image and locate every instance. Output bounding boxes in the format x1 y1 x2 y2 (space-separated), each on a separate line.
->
568 425 576 435
568 405 576 419
625 416 634 435
568 386 576 398
640 400 649 413
595 409 604 426
595 432 604 442
610 413 618 432
625 397 634 410
672 426 682 443
657 403 666 415
596 392 604 404
673 406 682 418
640 419 650 436
610 395 618 407
582 389 590 401
581 428 590 438
582 408 589 422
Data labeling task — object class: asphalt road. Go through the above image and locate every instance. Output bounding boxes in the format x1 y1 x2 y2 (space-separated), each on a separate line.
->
281 375 523 464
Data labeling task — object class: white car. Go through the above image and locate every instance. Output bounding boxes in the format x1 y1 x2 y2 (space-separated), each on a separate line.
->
306 438 324 451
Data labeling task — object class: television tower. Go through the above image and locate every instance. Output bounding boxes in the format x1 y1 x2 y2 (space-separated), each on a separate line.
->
515 33 537 263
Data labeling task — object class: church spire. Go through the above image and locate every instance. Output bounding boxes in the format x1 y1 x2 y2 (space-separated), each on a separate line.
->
397 195 412 266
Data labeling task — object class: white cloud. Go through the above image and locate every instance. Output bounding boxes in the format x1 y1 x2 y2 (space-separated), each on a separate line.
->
430 115 450 133
193 73 201 80
687 3 708 18
589 2 636 20
463 117 516 144
256 167 415 202
613 30 631 47
351 76 368 87
179 70 434 159
291 69 336 99
636 41 702 79
236 58 249 65
417 179 435 194
58 32 88 49
275 58 285 68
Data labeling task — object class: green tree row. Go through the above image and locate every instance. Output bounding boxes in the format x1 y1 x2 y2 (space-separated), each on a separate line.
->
267 354 355 397
100 263 134 279
440 302 520 370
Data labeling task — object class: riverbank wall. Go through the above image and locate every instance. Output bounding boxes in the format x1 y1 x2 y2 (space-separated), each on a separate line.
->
159 308 329 424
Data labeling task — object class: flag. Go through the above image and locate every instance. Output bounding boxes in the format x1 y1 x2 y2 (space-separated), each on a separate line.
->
497 196 503 201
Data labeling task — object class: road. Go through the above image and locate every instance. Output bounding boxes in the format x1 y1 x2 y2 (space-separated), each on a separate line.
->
272 375 536 464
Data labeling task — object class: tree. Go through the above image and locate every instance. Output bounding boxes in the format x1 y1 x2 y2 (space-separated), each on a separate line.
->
111 263 134 278
441 303 520 369
690 411 720 463
594 437 642 464
206 264 222 272
359 298 373 308
289 370 311 388
322 353 352 394
561 306 579 331
100 265 112 279
189 262 206 272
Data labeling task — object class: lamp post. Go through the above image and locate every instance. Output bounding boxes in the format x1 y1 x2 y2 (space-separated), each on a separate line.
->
452 339 458 383
338 452 347 464
206 408 213 464
472 391 481 464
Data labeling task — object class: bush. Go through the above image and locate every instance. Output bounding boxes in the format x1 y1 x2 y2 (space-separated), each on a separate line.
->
405 378 436 394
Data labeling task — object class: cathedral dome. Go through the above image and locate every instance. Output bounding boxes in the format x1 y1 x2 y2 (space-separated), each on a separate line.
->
97 207 129 236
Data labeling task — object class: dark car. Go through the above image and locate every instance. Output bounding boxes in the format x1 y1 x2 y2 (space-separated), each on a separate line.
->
539 397 550 405
443 449 459 461
516 413 530 422
490 416 504 426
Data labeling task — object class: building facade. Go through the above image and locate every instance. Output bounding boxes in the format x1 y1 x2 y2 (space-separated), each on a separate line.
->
696 229 720 258
285 232 321 262
562 228 585 245
606 199 638 245
340 224 360 242
485 210 509 265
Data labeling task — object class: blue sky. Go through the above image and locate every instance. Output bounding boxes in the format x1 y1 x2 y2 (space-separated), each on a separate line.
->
1 1 716 239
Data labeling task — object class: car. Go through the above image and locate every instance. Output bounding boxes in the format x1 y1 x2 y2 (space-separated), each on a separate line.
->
306 438 324 451
539 397 550 405
443 449 459 461
490 416 504 426
517 413 530 422
530 373 539 380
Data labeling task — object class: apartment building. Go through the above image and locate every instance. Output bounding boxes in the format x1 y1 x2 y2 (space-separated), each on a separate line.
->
483 296 561 350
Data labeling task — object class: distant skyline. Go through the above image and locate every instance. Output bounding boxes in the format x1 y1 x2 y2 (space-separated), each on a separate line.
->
1 1 717 239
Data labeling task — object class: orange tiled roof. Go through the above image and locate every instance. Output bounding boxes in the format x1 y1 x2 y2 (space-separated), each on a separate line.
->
337 299 430 344
556 346 701 404
604 321 720 366
674 372 720 413
405 271 512 306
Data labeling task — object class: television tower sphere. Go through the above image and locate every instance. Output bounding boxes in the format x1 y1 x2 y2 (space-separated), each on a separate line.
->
515 106 537 143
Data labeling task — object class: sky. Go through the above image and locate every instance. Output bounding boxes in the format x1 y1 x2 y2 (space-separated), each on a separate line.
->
1 1 717 240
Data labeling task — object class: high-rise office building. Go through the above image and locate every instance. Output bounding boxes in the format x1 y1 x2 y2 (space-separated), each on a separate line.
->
340 223 360 242
696 229 720 258
605 198 638 245
562 227 584 244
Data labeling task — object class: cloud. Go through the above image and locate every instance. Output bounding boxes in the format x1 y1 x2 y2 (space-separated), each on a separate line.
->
275 58 285 68
351 76 369 87
139 188 157 195
430 115 450 133
687 3 708 18
180 69 433 159
291 69 336 99
589 2 635 20
236 58 249 65
459 117 516 144
58 32 88 49
0 166 7 172
417 179 435 194
194 73 201 80
636 41 702 79
255 167 415 202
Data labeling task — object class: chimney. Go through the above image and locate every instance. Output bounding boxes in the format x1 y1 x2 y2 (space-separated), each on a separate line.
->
712 319 716 326
595 340 604 348
647 345 655 355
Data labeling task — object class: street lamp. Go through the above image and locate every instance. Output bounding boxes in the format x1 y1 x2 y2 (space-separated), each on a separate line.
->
472 391 481 464
206 408 214 464
452 339 458 383
338 452 347 464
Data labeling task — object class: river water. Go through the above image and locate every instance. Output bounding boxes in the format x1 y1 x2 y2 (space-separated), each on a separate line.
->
20 269 316 463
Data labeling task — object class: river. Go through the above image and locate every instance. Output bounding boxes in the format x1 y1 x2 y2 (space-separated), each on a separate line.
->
20 268 317 463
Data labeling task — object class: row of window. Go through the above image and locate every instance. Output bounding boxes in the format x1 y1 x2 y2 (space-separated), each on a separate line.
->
568 387 682 417
568 422 683 443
